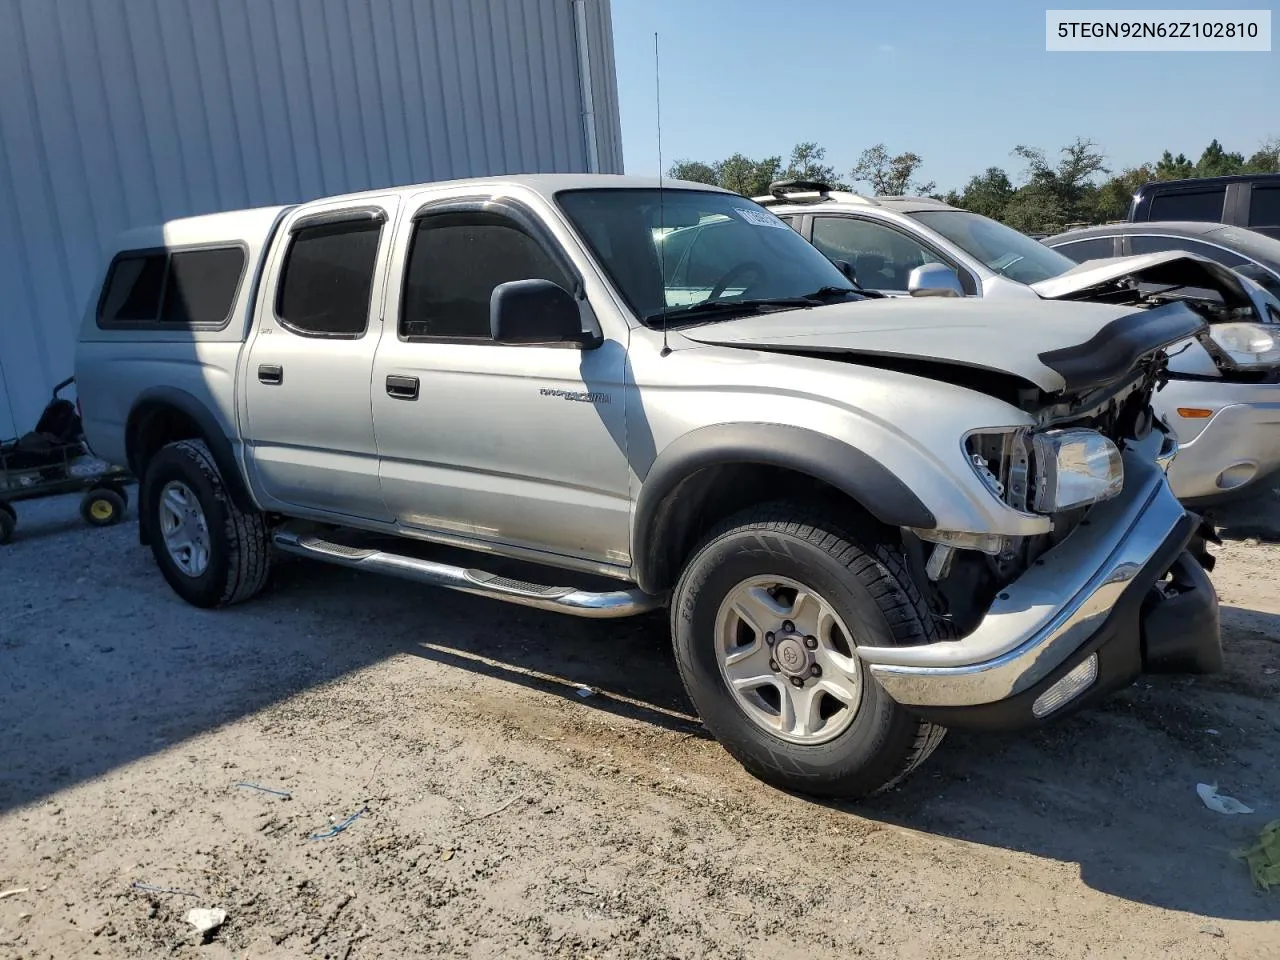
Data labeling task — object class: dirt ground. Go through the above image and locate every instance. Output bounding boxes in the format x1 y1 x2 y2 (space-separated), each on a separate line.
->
1 488 1278 960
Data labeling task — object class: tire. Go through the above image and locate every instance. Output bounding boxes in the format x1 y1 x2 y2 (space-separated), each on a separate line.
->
142 438 270 608
0 502 15 545
80 487 126 527
670 501 947 800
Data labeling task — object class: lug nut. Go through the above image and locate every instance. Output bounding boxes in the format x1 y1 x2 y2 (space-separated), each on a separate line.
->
810 664 822 678
804 635 817 650
789 676 804 688
782 620 794 633
769 659 780 673
765 632 775 646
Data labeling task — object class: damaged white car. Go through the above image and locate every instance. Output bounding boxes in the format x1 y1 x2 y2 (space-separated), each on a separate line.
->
757 182 1280 503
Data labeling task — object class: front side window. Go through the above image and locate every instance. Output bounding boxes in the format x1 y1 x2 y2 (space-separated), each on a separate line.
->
1148 188 1226 222
556 189 857 325
811 216 945 291
909 210 1078 285
400 212 572 340
277 219 382 337
98 247 245 328
1047 236 1116 263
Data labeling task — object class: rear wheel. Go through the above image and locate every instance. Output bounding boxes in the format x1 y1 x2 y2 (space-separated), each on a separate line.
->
142 439 270 608
671 502 947 799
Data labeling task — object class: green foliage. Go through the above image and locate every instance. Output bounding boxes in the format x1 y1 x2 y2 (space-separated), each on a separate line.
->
670 136 1279 233
850 143 935 196
950 167 1015 219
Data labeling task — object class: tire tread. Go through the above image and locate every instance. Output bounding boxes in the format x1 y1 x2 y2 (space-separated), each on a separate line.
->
673 500 948 797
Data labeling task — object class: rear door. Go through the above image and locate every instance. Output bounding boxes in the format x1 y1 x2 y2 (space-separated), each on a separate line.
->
241 197 400 522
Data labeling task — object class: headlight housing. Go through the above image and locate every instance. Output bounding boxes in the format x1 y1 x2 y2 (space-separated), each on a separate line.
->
1208 322 1280 368
1031 428 1123 512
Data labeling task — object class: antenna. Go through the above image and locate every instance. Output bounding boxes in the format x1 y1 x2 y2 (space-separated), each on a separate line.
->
655 31 670 357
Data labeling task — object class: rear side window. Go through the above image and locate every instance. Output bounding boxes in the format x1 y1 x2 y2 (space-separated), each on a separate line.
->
98 247 245 328
277 219 383 337
1248 186 1280 228
1148 188 1226 222
1048 237 1116 262
400 213 571 341
162 248 247 325
1129 235 1247 268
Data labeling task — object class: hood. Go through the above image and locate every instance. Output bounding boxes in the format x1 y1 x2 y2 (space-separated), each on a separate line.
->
679 296 1205 395
1030 251 1253 309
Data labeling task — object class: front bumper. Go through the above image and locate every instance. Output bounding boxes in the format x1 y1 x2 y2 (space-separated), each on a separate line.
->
1156 379 1280 501
857 448 1221 726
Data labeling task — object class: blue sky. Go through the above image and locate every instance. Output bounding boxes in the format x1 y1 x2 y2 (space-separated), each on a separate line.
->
609 0 1278 191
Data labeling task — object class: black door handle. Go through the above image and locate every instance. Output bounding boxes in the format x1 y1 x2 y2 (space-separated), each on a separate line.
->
386 375 419 400
258 364 283 385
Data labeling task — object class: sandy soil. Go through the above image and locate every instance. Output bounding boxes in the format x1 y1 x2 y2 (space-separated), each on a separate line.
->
1 489 1278 959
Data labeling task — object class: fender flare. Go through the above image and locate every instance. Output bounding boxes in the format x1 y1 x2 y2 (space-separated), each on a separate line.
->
631 422 936 594
126 386 257 514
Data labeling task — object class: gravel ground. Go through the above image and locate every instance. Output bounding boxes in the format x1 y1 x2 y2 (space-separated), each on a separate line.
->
1 488 1278 959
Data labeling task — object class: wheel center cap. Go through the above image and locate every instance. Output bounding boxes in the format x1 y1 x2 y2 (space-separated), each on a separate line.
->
774 636 811 678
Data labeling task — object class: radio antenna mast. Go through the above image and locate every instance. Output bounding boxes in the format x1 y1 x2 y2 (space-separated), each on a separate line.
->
655 31 671 357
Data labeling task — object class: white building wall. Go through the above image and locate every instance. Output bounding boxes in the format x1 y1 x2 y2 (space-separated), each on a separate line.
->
0 0 622 438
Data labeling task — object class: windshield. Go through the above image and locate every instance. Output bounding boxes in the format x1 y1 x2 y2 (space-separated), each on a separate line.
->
555 188 858 324
909 210 1079 285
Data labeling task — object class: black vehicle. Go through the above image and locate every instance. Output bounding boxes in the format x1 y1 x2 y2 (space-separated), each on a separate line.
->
1128 174 1280 241
0 377 131 544
1041 220 1280 305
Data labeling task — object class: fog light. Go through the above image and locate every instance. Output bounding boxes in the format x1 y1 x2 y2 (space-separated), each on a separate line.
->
1031 654 1098 718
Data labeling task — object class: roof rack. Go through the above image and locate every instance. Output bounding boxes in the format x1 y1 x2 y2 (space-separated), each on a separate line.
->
756 180 876 208
768 179 834 199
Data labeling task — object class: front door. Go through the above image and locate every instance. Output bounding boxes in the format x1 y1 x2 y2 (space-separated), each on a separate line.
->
370 195 632 567
242 197 399 522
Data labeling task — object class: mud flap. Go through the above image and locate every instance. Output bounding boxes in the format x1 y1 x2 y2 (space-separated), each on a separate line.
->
1141 550 1223 674
1185 512 1220 572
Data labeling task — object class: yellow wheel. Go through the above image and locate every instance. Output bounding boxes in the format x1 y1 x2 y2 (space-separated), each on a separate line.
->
81 488 126 527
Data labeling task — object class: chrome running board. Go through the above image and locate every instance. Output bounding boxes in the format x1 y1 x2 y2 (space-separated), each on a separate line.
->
272 530 663 619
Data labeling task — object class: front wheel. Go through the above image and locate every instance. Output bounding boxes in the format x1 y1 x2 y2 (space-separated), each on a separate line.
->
141 439 270 608
671 502 947 799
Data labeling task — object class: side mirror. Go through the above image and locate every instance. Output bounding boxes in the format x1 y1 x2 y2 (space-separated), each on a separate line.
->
907 263 965 298
490 279 592 346
830 258 858 284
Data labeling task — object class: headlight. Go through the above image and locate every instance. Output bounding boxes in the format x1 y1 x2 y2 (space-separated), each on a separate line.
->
1031 428 1123 512
1208 322 1279 368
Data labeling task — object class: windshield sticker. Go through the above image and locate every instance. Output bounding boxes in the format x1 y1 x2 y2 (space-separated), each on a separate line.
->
733 207 791 230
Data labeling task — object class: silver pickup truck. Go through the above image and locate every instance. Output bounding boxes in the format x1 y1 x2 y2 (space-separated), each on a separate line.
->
76 174 1222 799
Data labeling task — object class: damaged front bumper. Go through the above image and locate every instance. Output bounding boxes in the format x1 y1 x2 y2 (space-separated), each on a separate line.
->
858 447 1221 729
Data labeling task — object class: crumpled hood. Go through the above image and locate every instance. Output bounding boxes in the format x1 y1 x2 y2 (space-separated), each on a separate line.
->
1030 250 1253 308
679 295 1206 394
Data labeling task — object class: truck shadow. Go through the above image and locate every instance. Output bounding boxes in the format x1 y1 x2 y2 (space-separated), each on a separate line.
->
2 521 1276 923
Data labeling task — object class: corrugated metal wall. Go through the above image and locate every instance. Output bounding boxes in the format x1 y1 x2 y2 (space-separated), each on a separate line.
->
0 0 622 439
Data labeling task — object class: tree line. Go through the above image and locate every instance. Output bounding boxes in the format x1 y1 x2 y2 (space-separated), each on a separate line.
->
668 137 1280 234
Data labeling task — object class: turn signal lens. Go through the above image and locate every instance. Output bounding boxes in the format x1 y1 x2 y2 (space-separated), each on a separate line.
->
1177 408 1213 419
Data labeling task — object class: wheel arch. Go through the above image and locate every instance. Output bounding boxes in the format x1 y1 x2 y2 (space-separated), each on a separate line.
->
126 387 257 522
631 423 936 595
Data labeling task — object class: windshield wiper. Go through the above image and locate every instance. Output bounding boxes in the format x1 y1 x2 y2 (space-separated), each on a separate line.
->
644 297 820 325
798 286 860 301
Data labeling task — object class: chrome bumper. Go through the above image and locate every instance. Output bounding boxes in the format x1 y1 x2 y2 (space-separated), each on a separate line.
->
860 450 1189 707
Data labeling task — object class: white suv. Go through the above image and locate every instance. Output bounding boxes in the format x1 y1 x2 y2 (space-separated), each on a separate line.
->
758 180 1280 504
